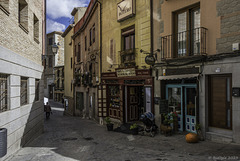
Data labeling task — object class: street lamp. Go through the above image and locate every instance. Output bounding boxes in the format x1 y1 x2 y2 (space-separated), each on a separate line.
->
52 43 59 54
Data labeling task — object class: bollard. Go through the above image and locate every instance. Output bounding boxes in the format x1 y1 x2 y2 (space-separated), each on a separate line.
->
0 128 7 158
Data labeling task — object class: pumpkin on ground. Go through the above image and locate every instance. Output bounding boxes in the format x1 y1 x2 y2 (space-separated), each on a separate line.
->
186 133 198 143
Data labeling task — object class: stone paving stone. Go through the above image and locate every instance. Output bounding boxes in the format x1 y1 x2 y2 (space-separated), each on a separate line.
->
5 100 240 161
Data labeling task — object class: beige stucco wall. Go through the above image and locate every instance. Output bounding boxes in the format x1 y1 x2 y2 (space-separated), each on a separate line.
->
153 0 221 56
73 2 100 120
64 28 74 98
101 0 151 72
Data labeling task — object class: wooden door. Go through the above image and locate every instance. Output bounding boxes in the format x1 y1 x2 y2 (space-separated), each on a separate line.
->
127 86 139 121
209 75 232 129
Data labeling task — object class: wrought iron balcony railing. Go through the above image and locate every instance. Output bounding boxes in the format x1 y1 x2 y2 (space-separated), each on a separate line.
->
119 48 136 68
160 27 207 59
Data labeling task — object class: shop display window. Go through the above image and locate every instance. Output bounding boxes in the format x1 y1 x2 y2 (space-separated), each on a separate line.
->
109 85 120 108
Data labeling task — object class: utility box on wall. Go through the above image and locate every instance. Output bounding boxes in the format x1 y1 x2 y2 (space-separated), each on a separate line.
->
232 88 240 97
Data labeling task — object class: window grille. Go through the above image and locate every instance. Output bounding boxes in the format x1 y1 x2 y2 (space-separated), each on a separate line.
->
0 74 8 112
35 79 39 101
21 77 28 105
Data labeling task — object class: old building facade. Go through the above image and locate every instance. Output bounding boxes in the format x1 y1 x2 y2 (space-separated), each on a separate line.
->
72 0 100 120
62 7 86 116
153 0 240 143
98 0 153 124
43 31 64 100
0 0 45 159
54 66 64 103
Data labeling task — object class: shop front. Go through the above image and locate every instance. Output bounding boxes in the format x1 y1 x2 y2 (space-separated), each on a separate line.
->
166 83 197 133
156 66 200 133
98 68 153 123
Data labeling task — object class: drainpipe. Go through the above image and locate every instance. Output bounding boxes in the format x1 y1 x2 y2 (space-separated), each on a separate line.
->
150 0 154 114
150 0 153 56
96 0 102 81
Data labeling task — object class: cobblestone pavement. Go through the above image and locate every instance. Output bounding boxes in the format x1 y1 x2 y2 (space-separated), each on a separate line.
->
6 101 240 161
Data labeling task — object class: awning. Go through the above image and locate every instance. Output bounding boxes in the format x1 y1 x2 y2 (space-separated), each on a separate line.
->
158 74 199 80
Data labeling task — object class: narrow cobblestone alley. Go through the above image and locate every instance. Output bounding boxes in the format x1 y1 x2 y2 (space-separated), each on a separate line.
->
6 101 240 161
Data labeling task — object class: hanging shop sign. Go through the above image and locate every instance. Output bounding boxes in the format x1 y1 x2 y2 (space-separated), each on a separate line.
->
117 0 136 21
116 68 136 77
145 55 155 65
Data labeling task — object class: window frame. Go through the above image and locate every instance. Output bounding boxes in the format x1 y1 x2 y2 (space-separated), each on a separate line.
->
173 3 200 57
18 0 29 33
20 77 28 106
0 0 10 15
0 74 8 113
35 79 40 102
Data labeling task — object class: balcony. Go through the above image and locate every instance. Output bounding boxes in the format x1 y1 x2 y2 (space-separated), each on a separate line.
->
160 27 207 60
119 48 136 68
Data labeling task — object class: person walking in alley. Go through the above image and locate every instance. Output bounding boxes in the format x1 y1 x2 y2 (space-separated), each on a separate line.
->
44 102 52 119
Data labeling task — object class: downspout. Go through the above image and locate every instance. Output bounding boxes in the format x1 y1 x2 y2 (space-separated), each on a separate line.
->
150 0 154 114
150 0 153 55
96 0 102 80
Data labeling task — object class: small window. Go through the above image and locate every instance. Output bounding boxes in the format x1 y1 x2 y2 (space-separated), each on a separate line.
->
35 79 39 102
33 14 39 43
77 44 81 62
85 36 87 51
89 28 92 46
0 0 10 15
21 77 28 106
0 74 8 113
49 38 53 45
48 55 52 67
19 0 28 33
92 24 95 43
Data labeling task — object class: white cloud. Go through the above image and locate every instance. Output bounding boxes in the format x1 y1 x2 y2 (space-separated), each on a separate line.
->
47 19 66 33
47 0 89 19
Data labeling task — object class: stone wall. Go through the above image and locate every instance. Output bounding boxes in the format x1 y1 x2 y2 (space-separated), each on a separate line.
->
216 0 240 53
0 46 44 161
0 0 44 159
0 0 43 65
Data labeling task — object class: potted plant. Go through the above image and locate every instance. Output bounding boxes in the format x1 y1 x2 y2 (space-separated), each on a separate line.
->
130 123 138 135
196 123 204 141
104 117 114 131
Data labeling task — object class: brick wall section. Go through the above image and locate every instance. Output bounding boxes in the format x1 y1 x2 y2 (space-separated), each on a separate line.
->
216 0 240 53
0 0 43 65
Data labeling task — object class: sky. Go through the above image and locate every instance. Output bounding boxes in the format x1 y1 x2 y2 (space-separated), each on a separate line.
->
46 0 90 34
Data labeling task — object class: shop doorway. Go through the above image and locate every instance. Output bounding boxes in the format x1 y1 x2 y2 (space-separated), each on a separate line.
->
166 84 197 133
126 86 144 122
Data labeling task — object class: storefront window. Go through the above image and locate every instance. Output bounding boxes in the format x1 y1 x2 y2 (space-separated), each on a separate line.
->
168 88 181 114
186 88 196 116
109 85 120 108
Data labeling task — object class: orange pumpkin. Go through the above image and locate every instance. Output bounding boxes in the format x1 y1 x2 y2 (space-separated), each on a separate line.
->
186 133 198 143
